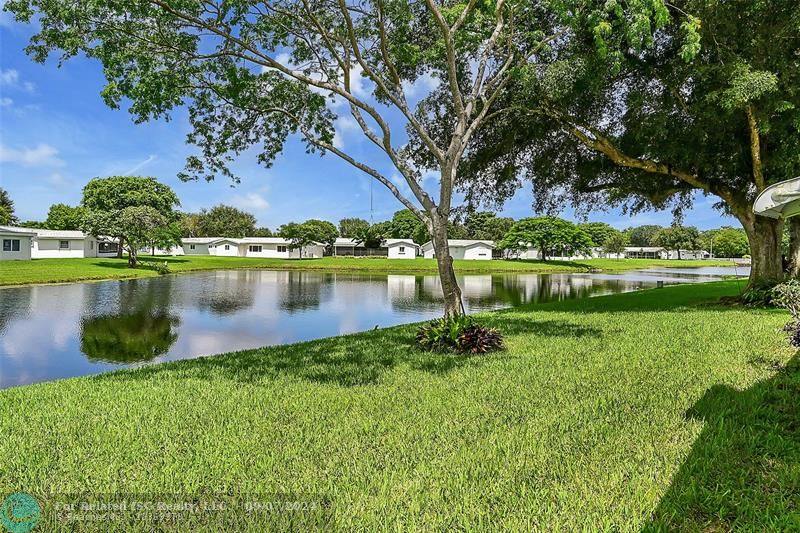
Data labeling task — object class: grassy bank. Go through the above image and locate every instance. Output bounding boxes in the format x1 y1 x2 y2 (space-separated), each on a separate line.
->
0 255 740 286
1 282 795 530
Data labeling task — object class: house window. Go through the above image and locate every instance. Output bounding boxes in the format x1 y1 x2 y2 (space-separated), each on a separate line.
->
399 246 405 253
224 244 230 250
59 240 69 249
2 239 21 252
277 245 287 253
89 240 94 250
189 244 196 250
249 245 262 253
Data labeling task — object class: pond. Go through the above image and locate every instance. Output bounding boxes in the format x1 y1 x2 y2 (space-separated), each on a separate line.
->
0 266 748 388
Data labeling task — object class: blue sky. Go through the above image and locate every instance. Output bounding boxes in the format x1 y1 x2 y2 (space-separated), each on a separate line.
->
0 14 735 231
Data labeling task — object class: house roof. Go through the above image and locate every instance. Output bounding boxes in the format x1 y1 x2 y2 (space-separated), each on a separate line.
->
624 246 666 253
0 227 36 237
333 238 362 246
182 237 219 244
0 225 86 239
421 239 495 249
385 239 417 246
184 236 324 246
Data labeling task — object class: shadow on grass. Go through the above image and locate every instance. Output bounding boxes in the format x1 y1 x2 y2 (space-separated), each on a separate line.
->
643 353 800 531
92 318 598 387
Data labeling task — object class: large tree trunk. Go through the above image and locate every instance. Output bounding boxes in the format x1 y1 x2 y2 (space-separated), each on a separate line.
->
741 213 784 286
787 218 800 278
430 219 463 317
116 237 124 259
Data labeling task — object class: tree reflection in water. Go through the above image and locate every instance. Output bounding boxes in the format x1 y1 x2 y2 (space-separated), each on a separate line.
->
80 311 179 363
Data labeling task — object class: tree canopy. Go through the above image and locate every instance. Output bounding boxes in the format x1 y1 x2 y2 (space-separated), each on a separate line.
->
498 216 593 260
80 176 180 264
185 205 258 238
338 218 371 239
4 0 688 314
654 225 702 259
45 203 86 230
459 0 800 285
0 188 17 225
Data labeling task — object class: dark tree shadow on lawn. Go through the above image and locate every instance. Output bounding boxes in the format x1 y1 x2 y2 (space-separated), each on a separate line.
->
643 353 800 531
92 318 600 387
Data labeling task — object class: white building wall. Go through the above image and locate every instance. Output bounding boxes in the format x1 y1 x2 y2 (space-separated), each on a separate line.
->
0 235 32 260
242 243 292 258
31 239 87 259
211 242 243 256
183 243 211 255
463 245 492 260
387 243 416 259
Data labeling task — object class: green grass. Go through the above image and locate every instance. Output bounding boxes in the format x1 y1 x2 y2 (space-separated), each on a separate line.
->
0 255 740 286
1 281 796 530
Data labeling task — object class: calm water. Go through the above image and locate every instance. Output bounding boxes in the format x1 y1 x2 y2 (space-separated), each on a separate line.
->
0 267 747 388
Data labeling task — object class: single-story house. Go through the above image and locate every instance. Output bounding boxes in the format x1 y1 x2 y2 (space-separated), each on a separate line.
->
667 249 711 260
421 239 495 260
0 227 35 261
331 238 387 257
385 239 418 259
182 237 324 258
0 225 117 259
624 247 669 260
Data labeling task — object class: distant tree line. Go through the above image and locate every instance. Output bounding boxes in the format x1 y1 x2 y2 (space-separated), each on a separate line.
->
4 183 751 260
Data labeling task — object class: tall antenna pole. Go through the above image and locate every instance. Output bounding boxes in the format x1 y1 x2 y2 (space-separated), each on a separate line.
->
370 179 374 223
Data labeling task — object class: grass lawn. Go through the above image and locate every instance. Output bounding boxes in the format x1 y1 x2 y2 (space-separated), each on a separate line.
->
0 254 741 286
1 281 796 530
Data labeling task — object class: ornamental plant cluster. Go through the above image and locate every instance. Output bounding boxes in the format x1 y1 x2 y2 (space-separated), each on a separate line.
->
416 315 504 354
771 280 800 347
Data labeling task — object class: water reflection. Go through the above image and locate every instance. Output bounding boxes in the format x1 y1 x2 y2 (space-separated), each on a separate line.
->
0 267 747 388
81 311 179 363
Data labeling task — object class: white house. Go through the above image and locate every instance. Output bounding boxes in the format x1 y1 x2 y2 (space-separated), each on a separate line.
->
667 249 711 260
331 237 418 258
0 227 35 261
385 239 418 259
182 237 324 258
421 239 494 260
624 246 669 260
0 226 117 259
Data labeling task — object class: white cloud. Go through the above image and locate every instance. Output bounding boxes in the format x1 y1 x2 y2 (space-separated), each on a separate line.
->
0 143 63 167
0 97 12 107
402 71 440 100
231 191 270 211
332 115 359 149
0 69 35 93
45 172 68 186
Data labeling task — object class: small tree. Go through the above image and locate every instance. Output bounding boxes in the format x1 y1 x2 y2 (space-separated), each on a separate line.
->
498 217 593 261
45 203 86 230
0 188 17 225
195 205 257 238
603 233 628 259
464 212 514 241
279 219 337 257
655 225 702 260
81 176 180 259
626 225 664 247
338 218 370 239
578 222 618 248
84 206 167 267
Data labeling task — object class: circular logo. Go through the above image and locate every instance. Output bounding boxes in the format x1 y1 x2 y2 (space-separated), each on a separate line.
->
0 493 40 533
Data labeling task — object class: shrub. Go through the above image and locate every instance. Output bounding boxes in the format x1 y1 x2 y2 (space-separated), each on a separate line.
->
416 315 503 354
772 280 800 346
456 324 504 353
140 260 172 275
741 279 779 307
